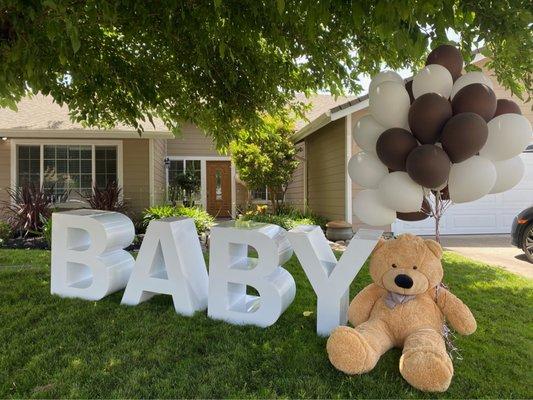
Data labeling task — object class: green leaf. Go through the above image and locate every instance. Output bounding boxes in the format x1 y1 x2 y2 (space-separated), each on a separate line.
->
277 0 285 14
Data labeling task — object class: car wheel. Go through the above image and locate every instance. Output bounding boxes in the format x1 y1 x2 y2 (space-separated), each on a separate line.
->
522 223 533 263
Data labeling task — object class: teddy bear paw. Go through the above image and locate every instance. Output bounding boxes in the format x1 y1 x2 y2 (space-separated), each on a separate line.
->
399 348 454 392
326 326 379 375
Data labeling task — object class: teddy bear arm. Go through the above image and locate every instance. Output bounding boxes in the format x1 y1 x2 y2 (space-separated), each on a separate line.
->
437 288 477 335
348 283 385 327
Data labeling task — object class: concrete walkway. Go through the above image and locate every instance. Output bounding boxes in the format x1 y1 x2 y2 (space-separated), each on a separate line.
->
437 234 532 279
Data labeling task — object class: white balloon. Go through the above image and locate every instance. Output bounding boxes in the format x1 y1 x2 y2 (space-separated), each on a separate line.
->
479 114 532 161
353 189 397 226
348 151 389 189
352 115 385 154
450 71 494 99
412 64 453 99
378 172 424 212
369 81 410 128
369 70 404 98
448 156 497 203
489 156 525 194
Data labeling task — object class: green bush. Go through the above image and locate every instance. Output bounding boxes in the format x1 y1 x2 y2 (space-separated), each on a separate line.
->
240 207 327 231
41 217 53 248
0 221 13 245
142 205 214 234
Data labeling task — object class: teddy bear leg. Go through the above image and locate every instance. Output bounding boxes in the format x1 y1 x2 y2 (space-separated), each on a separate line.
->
327 320 393 375
399 328 453 392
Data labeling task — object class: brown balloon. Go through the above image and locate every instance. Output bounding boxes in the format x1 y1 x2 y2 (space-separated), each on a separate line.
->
376 128 418 171
408 93 452 144
406 144 451 188
397 198 431 221
426 44 464 81
494 99 522 117
405 80 415 104
452 83 497 121
441 112 488 163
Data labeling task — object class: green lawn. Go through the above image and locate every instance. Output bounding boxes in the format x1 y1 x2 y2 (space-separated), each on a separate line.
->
0 249 531 398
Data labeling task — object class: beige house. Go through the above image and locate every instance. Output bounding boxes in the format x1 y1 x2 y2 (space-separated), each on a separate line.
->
289 55 533 235
0 93 348 219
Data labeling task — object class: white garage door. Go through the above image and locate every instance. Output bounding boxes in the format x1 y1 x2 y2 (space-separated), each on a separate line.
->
393 150 533 235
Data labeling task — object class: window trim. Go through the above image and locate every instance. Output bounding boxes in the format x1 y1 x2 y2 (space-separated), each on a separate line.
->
10 139 124 205
165 155 236 217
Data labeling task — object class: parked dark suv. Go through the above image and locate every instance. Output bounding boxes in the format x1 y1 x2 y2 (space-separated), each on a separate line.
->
511 207 533 263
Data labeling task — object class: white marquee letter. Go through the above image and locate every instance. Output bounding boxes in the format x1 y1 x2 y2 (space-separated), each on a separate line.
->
121 217 208 315
288 226 382 336
208 221 296 327
51 210 135 300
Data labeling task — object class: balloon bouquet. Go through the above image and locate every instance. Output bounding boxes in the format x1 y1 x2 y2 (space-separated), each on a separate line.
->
350 44 532 241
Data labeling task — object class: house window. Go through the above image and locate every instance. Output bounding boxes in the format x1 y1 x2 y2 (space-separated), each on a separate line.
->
168 159 201 201
17 145 40 187
250 187 268 202
15 143 119 203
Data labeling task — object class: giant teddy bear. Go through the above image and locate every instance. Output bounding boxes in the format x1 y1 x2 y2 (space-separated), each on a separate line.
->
326 234 476 392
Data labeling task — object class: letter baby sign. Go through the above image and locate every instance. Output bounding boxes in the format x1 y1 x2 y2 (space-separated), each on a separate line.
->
51 210 382 335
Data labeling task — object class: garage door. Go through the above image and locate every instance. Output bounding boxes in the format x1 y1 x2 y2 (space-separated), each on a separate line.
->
393 150 533 235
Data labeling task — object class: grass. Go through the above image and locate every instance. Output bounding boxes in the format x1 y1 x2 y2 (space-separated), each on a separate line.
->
0 249 532 398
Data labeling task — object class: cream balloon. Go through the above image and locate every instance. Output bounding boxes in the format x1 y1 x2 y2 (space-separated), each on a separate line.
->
448 156 497 203
479 114 532 161
352 115 385 154
353 189 397 226
412 64 453 99
368 70 404 98
378 172 424 213
348 151 389 189
369 81 410 128
450 71 494 99
489 156 525 194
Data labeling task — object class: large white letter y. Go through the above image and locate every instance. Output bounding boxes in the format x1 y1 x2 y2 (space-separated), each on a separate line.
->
288 226 382 336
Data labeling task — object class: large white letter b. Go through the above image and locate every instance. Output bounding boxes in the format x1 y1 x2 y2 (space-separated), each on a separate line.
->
51 210 135 300
208 221 296 327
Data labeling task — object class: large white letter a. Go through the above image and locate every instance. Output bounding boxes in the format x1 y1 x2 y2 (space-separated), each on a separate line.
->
121 217 208 315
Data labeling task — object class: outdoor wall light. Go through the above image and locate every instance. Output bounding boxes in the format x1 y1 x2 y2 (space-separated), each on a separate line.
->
164 157 170 168
1 137 7 141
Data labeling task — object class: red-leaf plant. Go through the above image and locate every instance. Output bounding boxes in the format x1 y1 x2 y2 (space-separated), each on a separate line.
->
2 183 53 236
83 181 126 212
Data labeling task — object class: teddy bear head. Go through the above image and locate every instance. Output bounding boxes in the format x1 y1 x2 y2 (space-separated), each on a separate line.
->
369 234 443 295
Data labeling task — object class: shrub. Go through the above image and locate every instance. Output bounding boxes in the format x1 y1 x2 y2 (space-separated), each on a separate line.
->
83 181 126 212
240 207 327 231
0 221 13 245
41 217 53 248
2 183 52 235
142 205 214 234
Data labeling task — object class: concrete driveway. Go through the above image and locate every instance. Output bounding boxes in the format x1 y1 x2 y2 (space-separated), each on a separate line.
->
438 234 532 279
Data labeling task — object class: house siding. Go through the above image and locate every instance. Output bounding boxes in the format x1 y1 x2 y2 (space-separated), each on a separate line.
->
0 139 11 217
152 138 167 206
123 139 150 216
166 123 221 157
285 142 306 211
304 118 346 221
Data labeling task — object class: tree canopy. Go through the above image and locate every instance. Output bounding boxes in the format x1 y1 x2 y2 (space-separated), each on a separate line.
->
230 115 299 212
0 1 531 147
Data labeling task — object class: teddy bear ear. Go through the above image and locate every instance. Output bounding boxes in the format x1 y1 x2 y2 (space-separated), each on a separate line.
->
371 237 386 254
425 239 443 259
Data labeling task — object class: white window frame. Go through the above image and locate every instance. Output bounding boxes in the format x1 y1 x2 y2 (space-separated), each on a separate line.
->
10 139 124 206
165 155 236 218
249 186 269 203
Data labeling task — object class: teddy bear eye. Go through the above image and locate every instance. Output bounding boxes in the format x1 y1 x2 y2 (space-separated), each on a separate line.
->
392 263 397 268
413 266 418 270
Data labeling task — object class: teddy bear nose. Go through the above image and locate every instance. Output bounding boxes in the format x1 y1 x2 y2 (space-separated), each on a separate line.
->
394 274 413 289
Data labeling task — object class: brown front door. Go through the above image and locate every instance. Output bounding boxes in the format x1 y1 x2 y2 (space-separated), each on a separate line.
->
206 161 232 218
